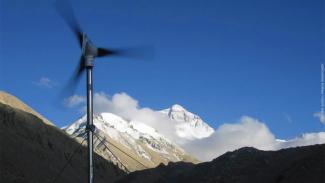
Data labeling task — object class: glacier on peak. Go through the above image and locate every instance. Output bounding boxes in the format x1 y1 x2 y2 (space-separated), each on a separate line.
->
160 104 214 140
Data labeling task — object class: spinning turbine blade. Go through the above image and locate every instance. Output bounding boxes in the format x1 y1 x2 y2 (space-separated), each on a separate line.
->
75 56 86 79
96 45 155 60
59 56 85 99
68 56 86 92
54 0 83 47
96 48 117 57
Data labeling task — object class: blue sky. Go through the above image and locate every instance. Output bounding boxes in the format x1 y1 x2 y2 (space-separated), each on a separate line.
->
0 0 324 139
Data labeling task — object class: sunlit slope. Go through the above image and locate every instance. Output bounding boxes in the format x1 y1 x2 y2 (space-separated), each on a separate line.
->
0 91 53 126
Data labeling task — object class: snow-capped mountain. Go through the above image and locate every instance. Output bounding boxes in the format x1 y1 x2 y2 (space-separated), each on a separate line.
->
160 104 214 140
65 112 198 172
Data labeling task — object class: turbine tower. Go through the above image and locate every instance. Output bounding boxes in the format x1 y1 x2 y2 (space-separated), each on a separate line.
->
55 1 153 182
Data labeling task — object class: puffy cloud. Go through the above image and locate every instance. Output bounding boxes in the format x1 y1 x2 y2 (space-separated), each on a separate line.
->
72 91 325 161
275 132 325 149
34 77 56 88
184 117 325 161
313 111 325 124
183 116 276 161
64 95 86 108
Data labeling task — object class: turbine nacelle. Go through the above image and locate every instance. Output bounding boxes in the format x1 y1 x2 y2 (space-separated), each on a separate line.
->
82 34 97 57
81 34 97 67
81 34 119 67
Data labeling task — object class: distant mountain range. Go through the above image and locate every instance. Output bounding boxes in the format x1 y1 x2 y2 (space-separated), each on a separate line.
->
63 104 214 171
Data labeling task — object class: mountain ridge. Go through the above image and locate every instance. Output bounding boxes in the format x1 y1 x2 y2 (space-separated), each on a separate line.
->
116 143 325 183
0 91 53 126
64 111 199 172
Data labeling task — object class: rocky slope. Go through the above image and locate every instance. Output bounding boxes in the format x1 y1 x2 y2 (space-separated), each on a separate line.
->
0 91 125 183
116 144 325 183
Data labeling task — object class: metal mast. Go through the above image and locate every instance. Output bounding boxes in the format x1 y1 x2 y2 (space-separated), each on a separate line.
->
85 56 94 183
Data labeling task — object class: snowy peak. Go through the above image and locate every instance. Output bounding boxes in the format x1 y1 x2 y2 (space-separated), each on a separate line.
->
65 112 197 172
163 104 203 124
66 112 165 145
65 103 212 171
160 104 214 140
170 104 187 112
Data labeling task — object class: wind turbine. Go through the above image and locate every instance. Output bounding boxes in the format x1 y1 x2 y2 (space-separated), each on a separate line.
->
54 1 153 183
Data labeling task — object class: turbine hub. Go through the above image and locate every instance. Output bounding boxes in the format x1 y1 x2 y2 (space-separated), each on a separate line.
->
82 34 98 58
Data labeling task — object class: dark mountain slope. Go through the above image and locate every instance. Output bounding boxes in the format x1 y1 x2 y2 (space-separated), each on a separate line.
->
0 102 125 183
116 144 325 183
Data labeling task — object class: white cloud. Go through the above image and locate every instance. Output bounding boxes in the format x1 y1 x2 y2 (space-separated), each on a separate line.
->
72 91 325 161
284 113 293 123
184 117 325 161
313 111 325 124
64 95 86 108
183 116 277 161
275 132 325 149
34 77 56 88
